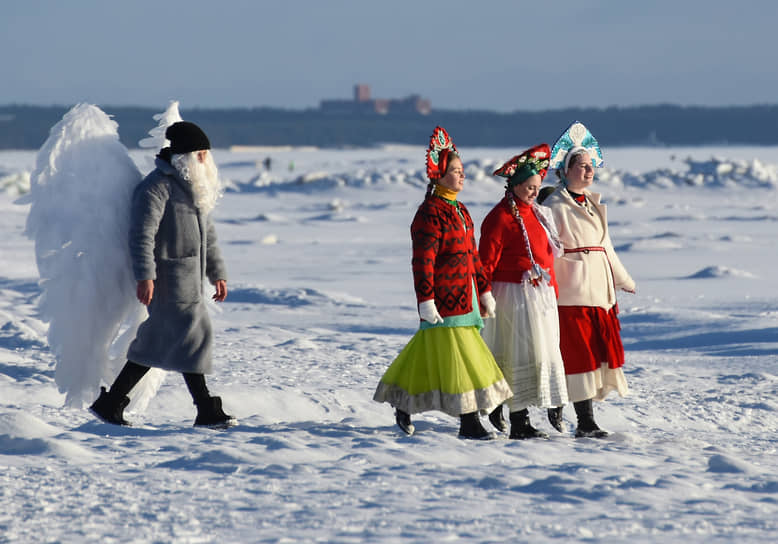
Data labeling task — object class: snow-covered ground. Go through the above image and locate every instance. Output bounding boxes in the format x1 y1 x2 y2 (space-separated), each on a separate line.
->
1 143 777 543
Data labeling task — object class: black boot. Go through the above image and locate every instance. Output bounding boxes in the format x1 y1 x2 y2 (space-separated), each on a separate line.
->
194 396 237 428
458 412 495 440
488 404 508 433
90 386 131 426
547 406 565 433
573 399 608 438
509 409 548 439
395 409 415 436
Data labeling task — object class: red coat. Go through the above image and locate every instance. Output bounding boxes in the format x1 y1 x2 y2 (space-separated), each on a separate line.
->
411 195 490 317
479 196 558 295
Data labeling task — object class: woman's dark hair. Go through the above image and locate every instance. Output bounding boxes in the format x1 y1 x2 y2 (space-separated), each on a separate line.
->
537 185 556 204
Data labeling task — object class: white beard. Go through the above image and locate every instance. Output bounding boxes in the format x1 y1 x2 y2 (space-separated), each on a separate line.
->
171 151 222 215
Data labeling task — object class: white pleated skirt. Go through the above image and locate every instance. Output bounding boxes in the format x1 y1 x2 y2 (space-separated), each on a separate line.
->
481 281 569 412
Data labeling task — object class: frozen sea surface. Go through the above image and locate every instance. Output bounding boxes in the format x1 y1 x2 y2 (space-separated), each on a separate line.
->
1 145 777 543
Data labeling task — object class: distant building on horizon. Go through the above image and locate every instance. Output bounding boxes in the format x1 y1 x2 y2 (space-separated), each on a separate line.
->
319 84 431 116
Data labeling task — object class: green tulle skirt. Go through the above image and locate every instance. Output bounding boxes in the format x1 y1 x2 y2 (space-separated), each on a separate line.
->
373 325 512 417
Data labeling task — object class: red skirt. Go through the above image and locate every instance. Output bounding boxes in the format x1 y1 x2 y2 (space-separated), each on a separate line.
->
557 305 624 375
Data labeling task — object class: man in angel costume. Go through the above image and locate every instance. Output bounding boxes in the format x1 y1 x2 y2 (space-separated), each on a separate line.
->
90 121 235 428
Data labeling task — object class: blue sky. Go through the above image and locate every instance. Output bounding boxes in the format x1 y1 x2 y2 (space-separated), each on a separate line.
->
2 0 776 112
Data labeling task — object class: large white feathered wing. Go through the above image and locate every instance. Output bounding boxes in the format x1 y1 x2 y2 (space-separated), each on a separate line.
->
138 100 183 150
25 104 146 408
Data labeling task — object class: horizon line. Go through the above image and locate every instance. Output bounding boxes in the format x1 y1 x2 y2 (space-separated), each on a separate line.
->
2 102 778 114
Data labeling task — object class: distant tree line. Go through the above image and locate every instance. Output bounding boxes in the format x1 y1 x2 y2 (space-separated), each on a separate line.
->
1 103 777 150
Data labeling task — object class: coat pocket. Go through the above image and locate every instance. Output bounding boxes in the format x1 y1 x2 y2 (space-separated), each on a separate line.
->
157 256 201 303
168 201 201 258
554 255 584 292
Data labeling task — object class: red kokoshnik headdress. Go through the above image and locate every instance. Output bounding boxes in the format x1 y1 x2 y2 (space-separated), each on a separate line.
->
426 126 459 180
493 143 551 186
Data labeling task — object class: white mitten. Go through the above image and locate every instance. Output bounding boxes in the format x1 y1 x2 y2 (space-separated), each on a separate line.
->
418 299 444 324
480 291 496 318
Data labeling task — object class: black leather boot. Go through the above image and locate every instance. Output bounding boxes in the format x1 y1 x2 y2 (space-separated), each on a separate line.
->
458 412 495 440
547 406 565 433
573 399 608 438
194 396 237 428
509 409 548 439
90 386 131 426
488 404 508 433
395 409 415 436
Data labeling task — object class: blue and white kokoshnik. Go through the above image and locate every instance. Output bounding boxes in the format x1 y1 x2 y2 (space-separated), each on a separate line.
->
549 121 604 171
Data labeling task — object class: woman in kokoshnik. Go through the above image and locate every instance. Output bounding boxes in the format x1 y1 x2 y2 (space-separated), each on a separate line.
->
373 126 512 440
479 143 569 439
540 121 636 438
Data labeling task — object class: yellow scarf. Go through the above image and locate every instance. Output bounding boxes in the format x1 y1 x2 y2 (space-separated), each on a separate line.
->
432 184 458 202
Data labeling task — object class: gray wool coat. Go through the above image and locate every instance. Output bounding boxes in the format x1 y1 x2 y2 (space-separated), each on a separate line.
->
126 157 227 374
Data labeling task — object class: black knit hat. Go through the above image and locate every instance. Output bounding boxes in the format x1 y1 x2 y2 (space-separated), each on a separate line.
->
165 121 211 154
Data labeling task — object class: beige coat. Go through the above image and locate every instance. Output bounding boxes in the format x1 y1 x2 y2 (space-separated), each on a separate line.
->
543 185 635 309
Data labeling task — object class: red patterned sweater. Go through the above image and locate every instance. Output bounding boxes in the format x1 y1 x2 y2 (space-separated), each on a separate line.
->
411 195 490 317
